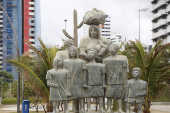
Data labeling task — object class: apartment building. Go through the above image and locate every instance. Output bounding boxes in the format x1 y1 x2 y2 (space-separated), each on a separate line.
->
23 0 41 55
0 0 23 79
151 0 170 44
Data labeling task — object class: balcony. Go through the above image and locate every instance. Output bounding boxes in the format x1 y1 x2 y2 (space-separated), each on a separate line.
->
152 1 167 12
0 56 3 60
29 12 35 16
152 8 167 21
0 20 3 23
167 14 170 23
153 28 167 39
167 25 170 34
29 2 35 5
151 0 158 4
153 18 167 30
166 35 170 43
166 4 170 12
29 38 35 43
29 7 35 11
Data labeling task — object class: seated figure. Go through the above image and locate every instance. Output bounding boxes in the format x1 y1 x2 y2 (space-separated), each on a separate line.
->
126 67 147 113
79 25 111 62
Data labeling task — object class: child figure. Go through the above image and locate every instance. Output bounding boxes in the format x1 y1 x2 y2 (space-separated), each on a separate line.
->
46 56 70 113
64 46 86 113
126 67 147 113
84 48 105 113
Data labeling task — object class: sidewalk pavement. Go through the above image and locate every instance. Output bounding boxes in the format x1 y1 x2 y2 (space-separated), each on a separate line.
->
0 104 169 113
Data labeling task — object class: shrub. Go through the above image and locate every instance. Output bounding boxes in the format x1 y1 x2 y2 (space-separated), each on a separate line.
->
2 97 17 105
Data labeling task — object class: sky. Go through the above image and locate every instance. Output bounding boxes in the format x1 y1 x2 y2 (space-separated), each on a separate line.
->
40 0 152 47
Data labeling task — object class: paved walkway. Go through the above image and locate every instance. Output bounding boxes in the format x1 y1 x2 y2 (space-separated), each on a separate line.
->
0 104 169 113
151 105 170 112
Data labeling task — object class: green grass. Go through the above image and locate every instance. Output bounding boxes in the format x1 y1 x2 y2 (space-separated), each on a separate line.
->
152 85 170 102
2 97 17 105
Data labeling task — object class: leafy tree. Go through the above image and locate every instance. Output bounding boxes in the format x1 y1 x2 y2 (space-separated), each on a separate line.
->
0 71 13 98
122 40 170 113
8 39 58 112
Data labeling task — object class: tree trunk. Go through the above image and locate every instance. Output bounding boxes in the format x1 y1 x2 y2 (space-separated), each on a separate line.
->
47 102 53 112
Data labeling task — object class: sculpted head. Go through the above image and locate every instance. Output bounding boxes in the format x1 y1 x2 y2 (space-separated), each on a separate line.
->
53 56 63 69
89 25 100 39
87 48 97 61
109 44 119 56
132 67 141 79
68 46 78 58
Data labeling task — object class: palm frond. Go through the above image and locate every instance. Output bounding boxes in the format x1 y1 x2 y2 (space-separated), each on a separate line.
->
8 59 49 102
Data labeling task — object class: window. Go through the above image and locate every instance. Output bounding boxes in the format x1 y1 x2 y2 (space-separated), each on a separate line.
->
7 49 12 55
6 29 13 33
7 35 12 39
7 40 13 45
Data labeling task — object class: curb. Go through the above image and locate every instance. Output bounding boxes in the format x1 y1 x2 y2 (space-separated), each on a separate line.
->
152 102 170 105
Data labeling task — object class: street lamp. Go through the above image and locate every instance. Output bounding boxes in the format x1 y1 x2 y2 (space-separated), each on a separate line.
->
64 19 68 31
138 8 149 41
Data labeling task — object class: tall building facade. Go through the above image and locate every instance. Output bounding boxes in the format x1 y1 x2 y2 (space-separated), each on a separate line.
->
112 34 123 45
151 0 170 44
0 0 22 79
23 0 41 54
0 0 3 71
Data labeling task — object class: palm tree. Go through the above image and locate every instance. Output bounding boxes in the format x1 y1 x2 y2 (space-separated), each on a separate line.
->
122 40 170 113
8 39 58 112
0 71 13 100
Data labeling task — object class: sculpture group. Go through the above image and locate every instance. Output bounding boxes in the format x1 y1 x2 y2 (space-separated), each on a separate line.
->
46 9 147 113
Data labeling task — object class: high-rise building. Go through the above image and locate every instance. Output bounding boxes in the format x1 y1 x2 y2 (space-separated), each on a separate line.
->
151 0 170 44
0 0 22 79
112 34 123 45
23 0 41 55
100 16 111 40
0 0 3 71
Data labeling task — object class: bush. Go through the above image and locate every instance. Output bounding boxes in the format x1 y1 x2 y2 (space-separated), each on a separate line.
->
2 97 17 105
